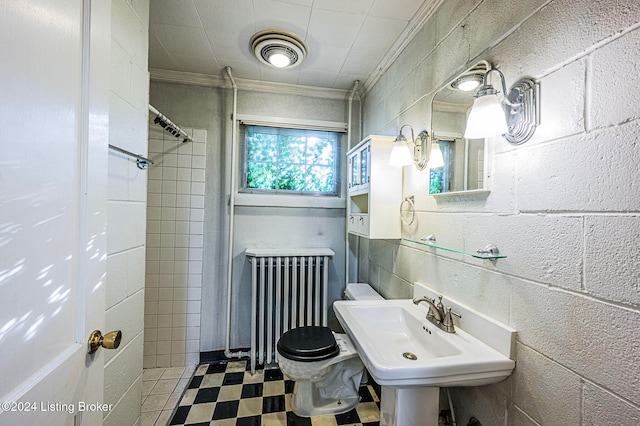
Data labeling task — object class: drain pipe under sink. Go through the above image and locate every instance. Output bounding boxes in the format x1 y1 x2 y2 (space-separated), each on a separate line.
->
223 66 249 360
446 388 457 426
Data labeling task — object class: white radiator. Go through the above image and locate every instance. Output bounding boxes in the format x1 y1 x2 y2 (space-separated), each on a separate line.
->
245 248 335 374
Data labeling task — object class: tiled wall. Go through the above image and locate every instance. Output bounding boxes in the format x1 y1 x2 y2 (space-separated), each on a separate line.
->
104 0 149 425
358 0 640 424
143 123 206 369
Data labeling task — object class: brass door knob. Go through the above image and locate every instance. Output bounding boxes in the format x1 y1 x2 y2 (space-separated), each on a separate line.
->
87 330 122 354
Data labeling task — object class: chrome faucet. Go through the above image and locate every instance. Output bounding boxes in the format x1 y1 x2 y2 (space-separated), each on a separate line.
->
413 295 461 333
412 296 443 322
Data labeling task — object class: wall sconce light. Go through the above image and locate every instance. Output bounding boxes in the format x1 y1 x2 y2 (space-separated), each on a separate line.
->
464 69 540 145
389 124 430 170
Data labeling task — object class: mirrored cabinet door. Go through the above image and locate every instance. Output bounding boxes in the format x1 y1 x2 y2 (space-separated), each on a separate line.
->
430 61 491 196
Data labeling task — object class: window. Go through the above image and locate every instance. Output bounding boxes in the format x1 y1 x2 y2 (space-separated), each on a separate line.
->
429 139 454 194
241 125 341 196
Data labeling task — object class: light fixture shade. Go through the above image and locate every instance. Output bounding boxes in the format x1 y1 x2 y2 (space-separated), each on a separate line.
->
464 94 508 139
427 143 445 169
389 141 413 167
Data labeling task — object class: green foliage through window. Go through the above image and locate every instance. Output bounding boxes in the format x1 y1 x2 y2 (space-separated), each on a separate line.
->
243 126 341 195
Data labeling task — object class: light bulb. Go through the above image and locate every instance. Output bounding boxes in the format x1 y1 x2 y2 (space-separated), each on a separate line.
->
457 80 481 91
268 51 291 68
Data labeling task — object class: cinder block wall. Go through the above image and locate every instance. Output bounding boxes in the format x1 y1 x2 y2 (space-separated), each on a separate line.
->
104 0 150 424
359 0 640 424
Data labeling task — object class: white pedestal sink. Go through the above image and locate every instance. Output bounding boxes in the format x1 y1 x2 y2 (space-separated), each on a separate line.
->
333 282 516 426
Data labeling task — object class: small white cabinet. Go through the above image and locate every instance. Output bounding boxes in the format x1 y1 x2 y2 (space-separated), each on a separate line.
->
346 135 402 239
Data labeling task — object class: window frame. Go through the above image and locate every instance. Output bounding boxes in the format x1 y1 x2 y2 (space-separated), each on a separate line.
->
239 123 344 198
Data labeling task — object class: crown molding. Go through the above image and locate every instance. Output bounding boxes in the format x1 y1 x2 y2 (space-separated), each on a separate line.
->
150 68 351 101
361 0 444 94
150 68 222 87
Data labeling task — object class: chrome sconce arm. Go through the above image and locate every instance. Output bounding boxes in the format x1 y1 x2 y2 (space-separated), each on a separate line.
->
389 124 431 170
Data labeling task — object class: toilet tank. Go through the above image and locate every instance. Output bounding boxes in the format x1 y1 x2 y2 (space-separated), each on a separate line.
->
344 283 383 301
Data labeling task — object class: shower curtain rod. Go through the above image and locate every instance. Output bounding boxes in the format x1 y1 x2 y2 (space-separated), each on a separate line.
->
149 104 192 143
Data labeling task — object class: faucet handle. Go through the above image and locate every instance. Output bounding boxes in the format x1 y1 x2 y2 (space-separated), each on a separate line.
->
442 307 462 333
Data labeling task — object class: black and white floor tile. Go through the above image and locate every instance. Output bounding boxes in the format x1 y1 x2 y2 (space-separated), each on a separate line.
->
169 360 381 426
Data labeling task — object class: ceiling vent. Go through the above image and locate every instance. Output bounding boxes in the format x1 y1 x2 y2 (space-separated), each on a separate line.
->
250 29 307 69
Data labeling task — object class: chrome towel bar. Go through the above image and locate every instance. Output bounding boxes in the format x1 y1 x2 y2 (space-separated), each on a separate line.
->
108 144 154 170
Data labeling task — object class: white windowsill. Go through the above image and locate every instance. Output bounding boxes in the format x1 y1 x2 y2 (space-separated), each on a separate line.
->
234 193 346 209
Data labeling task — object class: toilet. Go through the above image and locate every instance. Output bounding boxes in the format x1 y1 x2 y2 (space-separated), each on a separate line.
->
276 283 383 417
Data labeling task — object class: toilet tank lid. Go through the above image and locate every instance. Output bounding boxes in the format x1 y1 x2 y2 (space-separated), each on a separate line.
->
345 283 383 300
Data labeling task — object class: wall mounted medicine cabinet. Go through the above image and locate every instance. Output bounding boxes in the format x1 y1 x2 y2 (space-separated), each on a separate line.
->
347 135 402 239
430 60 492 196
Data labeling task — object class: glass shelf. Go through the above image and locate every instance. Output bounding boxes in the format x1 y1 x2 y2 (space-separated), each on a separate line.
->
404 237 507 260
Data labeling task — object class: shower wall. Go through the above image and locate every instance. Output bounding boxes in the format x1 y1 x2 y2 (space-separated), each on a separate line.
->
143 122 207 368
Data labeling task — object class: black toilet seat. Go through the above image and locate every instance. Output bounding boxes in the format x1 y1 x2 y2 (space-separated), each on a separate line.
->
277 326 340 362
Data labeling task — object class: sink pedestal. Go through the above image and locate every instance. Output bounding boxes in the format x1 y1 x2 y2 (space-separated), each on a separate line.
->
380 386 439 426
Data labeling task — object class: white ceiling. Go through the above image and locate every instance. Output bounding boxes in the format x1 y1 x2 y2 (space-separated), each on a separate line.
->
149 0 439 91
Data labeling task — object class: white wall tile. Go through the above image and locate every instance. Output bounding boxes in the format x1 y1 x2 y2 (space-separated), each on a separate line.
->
186 327 200 340
106 291 145 365
157 327 172 341
172 327 186 341
190 209 204 222
176 221 190 234
191 182 205 196
187 288 201 301
143 127 207 368
106 246 146 309
104 349 143 425
190 222 204 235
191 169 205 182
187 274 202 287
130 63 150 112
174 288 188 301
190 195 204 209
176 208 190 221
162 180 177 194
107 201 146 254
158 288 173 300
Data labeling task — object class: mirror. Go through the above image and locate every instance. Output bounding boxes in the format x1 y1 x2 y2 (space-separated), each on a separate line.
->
430 61 490 195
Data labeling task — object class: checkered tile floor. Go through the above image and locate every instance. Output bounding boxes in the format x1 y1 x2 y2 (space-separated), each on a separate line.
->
169 360 380 426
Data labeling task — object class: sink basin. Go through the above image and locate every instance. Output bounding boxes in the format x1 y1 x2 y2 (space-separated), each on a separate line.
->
333 299 515 388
